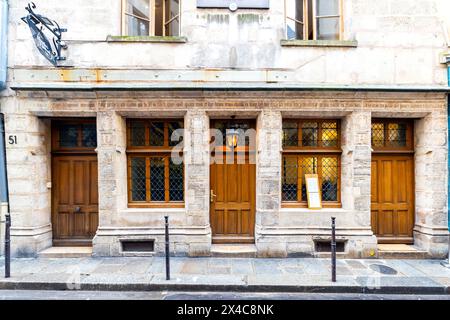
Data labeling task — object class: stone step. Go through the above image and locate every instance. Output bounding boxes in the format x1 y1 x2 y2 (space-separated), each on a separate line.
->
210 244 257 258
377 244 428 259
38 246 93 258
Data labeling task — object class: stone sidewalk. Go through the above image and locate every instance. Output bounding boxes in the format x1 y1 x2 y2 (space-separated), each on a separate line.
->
0 257 449 294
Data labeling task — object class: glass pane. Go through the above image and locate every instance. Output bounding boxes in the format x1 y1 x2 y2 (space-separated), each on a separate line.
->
169 159 184 201
286 0 304 40
130 121 146 146
168 121 183 147
321 121 338 147
82 124 97 147
149 122 165 146
154 0 164 36
317 0 339 16
321 157 338 201
60 125 78 147
283 121 298 147
126 0 150 36
165 0 180 37
301 157 318 201
282 156 298 201
371 123 385 147
302 122 318 147
150 157 165 201
317 17 340 40
131 157 147 201
387 123 407 147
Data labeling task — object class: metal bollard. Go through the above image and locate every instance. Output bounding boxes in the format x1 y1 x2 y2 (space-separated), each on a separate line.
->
164 216 170 281
5 213 10 278
331 217 336 282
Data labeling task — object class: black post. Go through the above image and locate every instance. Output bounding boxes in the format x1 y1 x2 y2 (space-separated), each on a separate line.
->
331 217 337 282
5 213 10 278
164 216 170 281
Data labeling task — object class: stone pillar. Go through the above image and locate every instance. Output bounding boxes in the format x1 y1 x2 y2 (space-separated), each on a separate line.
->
341 111 377 257
92 111 127 256
414 112 449 258
5 105 52 257
255 110 283 257
184 110 211 256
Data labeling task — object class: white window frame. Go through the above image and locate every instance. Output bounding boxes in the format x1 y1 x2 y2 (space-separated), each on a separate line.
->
284 0 343 41
121 0 181 37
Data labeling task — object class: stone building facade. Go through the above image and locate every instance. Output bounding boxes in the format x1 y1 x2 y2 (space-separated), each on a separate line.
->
0 0 449 258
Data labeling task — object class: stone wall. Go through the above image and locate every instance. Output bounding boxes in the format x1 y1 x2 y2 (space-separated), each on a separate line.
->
4 0 449 87
0 90 447 258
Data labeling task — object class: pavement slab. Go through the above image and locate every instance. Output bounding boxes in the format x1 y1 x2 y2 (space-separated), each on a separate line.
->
0 257 449 295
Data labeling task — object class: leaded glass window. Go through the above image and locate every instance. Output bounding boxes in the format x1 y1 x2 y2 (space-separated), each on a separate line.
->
127 119 184 206
282 119 341 207
371 120 413 150
54 121 97 150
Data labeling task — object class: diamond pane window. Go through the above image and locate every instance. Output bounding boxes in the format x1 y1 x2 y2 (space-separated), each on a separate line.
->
282 119 341 207
130 121 146 146
130 157 147 201
60 125 78 147
82 124 97 147
55 121 97 150
321 121 338 147
168 121 184 147
150 157 165 201
169 159 184 201
371 120 412 150
321 157 338 201
302 122 319 147
127 119 184 206
150 122 165 146
282 157 299 201
282 155 339 204
283 122 299 147
371 123 384 148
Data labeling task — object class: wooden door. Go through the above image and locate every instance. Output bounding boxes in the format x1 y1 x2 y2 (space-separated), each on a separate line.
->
371 154 414 243
52 155 99 246
210 154 256 243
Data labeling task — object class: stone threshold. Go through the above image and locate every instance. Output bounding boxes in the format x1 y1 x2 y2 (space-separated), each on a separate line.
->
211 244 257 258
377 244 428 259
38 247 93 259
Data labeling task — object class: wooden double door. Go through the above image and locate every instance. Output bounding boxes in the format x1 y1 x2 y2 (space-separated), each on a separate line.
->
52 155 99 245
371 154 415 243
210 153 256 243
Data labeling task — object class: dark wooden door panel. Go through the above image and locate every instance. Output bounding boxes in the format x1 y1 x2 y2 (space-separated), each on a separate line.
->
52 155 99 244
371 155 414 243
210 154 256 243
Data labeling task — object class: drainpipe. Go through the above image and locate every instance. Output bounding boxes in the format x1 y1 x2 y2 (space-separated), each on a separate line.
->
0 0 9 277
447 57 450 266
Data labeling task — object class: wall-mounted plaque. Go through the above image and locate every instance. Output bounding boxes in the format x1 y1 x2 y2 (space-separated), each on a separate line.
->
197 0 270 9
305 174 322 210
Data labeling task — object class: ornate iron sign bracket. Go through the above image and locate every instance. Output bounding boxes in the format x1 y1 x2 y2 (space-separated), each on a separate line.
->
21 2 67 67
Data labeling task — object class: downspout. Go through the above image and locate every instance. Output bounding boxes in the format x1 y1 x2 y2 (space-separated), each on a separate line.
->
0 0 10 277
447 57 450 265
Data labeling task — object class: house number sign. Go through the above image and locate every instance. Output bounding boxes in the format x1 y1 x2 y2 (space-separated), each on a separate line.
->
197 0 270 11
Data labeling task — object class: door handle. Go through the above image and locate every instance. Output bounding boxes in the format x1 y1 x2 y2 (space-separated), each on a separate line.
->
74 206 81 213
210 190 217 203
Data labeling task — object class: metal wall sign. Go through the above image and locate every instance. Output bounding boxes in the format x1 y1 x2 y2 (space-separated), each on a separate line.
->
197 0 270 10
21 2 67 67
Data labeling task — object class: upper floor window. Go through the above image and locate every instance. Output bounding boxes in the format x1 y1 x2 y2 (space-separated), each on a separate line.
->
285 0 342 40
122 0 181 37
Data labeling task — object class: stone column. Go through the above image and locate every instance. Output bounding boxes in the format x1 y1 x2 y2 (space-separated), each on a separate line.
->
414 112 449 258
184 110 211 256
4 100 52 257
341 111 377 257
255 110 283 257
92 111 127 256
